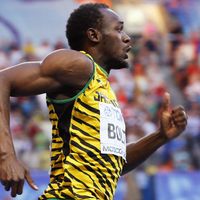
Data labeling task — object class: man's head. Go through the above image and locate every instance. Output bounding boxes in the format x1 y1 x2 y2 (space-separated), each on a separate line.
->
66 3 131 70
66 3 108 51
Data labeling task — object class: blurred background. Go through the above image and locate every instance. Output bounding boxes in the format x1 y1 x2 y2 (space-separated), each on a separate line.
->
0 0 200 199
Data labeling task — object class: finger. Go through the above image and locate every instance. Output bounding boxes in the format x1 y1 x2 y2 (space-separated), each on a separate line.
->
172 106 185 114
172 110 188 121
5 182 11 191
17 179 24 195
1 181 11 191
162 92 170 112
25 171 38 190
173 117 187 126
172 111 187 130
11 182 18 197
1 181 12 191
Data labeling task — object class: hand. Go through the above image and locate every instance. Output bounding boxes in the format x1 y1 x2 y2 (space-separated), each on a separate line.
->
0 154 38 197
160 92 188 140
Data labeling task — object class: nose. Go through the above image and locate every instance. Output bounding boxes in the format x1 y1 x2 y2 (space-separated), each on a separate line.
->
123 32 131 44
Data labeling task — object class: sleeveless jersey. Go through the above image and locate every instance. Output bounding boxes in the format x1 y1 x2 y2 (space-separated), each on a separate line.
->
39 52 126 200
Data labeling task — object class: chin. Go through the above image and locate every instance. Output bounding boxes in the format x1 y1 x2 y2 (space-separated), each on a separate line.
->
107 58 129 70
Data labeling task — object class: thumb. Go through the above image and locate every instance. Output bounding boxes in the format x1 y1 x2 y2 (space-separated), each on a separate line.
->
25 170 38 190
162 92 171 113
160 92 173 135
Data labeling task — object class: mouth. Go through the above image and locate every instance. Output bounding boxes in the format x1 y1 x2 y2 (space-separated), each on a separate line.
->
124 46 132 59
126 45 132 53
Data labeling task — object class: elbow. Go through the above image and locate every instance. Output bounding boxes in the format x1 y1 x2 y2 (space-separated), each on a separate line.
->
121 163 136 176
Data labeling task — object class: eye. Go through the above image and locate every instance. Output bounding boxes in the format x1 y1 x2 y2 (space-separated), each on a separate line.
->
116 26 123 33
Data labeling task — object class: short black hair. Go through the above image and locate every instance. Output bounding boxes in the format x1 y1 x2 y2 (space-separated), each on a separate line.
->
66 3 109 51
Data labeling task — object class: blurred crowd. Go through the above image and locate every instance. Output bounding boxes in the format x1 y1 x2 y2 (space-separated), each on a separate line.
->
0 14 200 200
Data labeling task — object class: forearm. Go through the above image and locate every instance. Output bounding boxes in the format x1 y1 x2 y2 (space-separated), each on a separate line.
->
122 131 168 175
0 78 16 160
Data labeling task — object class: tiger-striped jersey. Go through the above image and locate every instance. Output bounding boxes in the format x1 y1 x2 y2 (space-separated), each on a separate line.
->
39 52 126 200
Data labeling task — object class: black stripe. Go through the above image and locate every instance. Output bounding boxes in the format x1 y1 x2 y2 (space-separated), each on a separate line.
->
49 109 55 114
71 124 99 141
49 118 57 121
52 139 63 143
39 194 47 199
65 155 104 198
77 154 112 197
78 154 113 192
101 154 119 179
47 190 60 198
60 192 74 199
50 167 63 172
73 116 99 133
72 190 95 199
51 154 60 161
71 128 100 152
51 147 62 151
42 184 60 199
50 173 63 179
110 154 123 176
63 168 99 199
63 175 71 183
54 159 62 165
51 134 61 138
72 132 119 189
74 107 100 122
70 140 115 181
52 125 58 130
77 98 99 114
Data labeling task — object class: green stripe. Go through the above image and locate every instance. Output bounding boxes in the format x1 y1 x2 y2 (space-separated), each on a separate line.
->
98 65 108 77
80 50 108 77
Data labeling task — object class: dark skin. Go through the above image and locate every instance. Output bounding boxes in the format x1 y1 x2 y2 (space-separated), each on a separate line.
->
0 8 187 197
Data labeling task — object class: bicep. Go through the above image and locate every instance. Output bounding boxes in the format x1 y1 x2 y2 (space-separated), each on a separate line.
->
0 61 60 97
0 50 93 97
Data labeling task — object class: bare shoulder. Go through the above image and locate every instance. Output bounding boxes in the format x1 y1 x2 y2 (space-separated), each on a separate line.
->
41 49 93 87
41 49 92 73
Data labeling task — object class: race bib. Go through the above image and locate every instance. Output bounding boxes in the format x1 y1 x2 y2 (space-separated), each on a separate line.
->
99 102 126 160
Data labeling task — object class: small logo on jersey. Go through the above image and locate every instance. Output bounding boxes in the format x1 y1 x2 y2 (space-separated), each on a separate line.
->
103 106 112 117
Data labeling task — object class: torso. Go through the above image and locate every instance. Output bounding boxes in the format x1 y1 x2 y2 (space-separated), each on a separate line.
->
39 52 126 200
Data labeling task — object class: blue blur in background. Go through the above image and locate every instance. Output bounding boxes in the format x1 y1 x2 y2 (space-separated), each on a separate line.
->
1 170 200 200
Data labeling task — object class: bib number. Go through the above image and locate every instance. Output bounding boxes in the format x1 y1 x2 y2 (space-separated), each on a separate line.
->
100 102 126 160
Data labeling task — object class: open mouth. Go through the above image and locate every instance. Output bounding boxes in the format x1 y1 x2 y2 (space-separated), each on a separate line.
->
124 46 132 59
126 46 132 53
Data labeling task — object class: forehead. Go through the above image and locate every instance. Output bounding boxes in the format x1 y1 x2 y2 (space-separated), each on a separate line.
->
99 8 123 27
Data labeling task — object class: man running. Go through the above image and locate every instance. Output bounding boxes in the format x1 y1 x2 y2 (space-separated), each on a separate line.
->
0 3 187 200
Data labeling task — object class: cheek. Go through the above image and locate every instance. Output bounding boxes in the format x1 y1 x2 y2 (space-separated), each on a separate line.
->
102 35 123 55
109 40 122 52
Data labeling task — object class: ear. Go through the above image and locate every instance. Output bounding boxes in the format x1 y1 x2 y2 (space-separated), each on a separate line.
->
86 28 102 43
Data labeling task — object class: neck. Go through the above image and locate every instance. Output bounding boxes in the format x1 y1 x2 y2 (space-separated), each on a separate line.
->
83 48 110 74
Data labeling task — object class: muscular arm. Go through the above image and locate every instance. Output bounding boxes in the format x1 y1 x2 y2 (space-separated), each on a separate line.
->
122 131 167 175
2 50 92 96
0 61 58 161
0 49 93 197
122 93 187 175
0 49 92 150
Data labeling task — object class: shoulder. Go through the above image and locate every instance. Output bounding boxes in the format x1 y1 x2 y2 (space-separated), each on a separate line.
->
42 49 93 70
41 49 94 86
